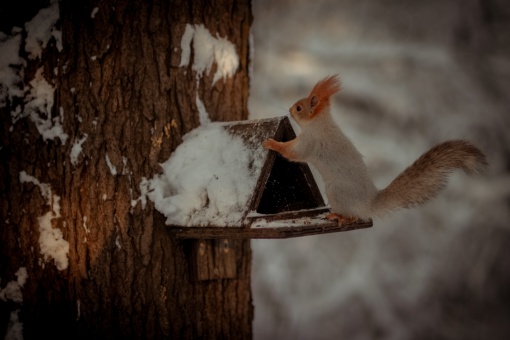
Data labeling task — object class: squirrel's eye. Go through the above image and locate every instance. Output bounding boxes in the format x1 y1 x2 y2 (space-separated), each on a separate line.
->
296 105 302 112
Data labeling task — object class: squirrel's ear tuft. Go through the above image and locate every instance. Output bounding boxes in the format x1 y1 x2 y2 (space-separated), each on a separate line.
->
308 75 341 116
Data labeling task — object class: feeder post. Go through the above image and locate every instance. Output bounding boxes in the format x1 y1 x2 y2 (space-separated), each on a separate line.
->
189 239 239 281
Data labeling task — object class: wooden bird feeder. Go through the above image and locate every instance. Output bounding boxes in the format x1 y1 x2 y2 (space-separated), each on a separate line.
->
161 116 372 280
166 116 372 239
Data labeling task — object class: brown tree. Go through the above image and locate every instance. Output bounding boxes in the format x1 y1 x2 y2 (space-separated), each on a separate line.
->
1 0 253 338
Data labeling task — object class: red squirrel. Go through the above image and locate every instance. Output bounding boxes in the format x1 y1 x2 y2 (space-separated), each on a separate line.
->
263 75 487 224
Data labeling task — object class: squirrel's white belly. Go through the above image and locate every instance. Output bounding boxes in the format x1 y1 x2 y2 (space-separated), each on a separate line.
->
313 160 376 218
307 142 377 218
325 178 374 218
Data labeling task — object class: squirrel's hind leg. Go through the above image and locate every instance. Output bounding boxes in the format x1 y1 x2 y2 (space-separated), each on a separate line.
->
325 213 359 225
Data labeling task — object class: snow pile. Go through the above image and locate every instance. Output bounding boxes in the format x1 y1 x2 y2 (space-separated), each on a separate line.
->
179 24 239 84
0 267 28 340
19 171 69 271
138 123 265 226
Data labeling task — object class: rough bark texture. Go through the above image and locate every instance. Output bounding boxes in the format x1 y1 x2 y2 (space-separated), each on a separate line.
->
0 0 253 338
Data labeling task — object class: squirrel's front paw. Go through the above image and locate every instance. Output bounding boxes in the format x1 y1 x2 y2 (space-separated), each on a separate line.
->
263 139 277 150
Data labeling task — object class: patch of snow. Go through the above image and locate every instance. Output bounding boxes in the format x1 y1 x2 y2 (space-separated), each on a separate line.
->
5 310 23 340
91 7 99 19
38 208 68 270
179 24 194 67
0 268 26 339
19 171 51 204
0 32 25 109
2 1 63 138
105 153 117 175
115 235 122 249
0 267 28 303
195 93 211 125
82 216 90 234
24 68 68 144
140 123 265 226
19 172 69 271
179 24 239 84
37 204 68 270
251 215 332 229
25 0 62 59
10 106 22 129
122 156 128 174
70 134 88 165
76 299 81 321
52 29 62 52
15 268 28 287
131 177 149 209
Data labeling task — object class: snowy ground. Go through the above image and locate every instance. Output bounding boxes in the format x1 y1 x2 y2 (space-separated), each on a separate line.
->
249 1 510 339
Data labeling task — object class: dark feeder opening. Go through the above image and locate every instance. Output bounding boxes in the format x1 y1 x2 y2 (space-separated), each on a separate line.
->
255 127 325 215
257 155 323 214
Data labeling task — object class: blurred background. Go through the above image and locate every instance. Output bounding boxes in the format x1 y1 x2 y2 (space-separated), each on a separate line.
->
248 0 510 339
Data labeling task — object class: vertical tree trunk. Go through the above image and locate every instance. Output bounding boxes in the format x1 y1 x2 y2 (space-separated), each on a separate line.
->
1 0 253 338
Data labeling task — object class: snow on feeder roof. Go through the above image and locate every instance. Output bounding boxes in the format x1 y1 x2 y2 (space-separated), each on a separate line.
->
147 116 371 239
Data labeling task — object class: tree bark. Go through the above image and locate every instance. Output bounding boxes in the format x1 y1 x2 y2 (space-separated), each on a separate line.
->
0 0 253 338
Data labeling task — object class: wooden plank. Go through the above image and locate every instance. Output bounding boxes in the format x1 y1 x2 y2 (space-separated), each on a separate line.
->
168 220 372 239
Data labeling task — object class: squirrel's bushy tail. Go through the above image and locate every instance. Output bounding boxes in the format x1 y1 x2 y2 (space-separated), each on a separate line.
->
371 140 487 215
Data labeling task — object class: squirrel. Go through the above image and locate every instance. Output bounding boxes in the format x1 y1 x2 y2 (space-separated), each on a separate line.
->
263 75 488 224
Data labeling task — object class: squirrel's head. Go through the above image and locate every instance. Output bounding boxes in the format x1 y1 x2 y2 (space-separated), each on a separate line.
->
289 75 341 126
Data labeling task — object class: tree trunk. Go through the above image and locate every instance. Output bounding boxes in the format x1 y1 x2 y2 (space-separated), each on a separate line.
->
0 0 253 338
